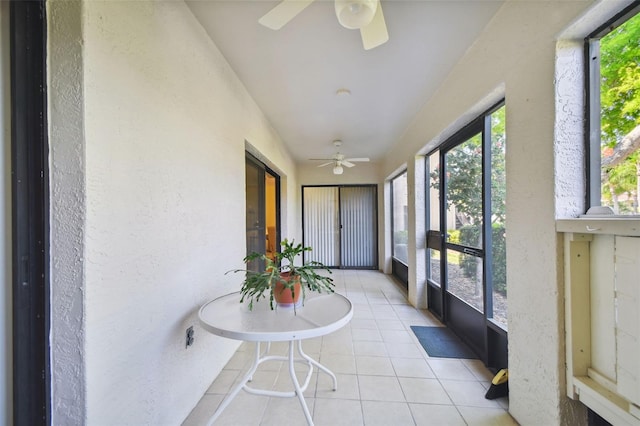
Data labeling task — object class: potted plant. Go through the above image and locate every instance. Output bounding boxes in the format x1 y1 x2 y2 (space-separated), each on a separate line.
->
227 238 334 312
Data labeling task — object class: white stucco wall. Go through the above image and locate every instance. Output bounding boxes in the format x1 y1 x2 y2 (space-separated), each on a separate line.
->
380 1 596 424
48 1 87 423
0 2 11 424
407 158 426 309
297 161 380 186
48 0 298 424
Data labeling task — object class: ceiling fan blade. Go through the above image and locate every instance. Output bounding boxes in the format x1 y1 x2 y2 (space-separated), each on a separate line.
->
316 162 334 168
360 1 388 50
259 0 315 30
342 161 356 168
345 157 370 162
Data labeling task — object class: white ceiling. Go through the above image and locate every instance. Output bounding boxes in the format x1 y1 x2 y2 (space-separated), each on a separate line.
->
186 0 504 163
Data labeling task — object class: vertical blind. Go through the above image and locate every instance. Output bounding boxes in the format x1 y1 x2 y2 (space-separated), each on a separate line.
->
340 186 377 268
303 185 377 269
303 187 340 266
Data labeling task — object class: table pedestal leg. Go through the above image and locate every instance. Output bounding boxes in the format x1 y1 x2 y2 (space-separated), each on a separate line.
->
206 342 264 426
206 340 338 426
288 340 314 425
295 339 338 391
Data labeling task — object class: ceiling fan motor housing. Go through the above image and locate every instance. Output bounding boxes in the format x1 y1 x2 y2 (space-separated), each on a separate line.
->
335 0 378 29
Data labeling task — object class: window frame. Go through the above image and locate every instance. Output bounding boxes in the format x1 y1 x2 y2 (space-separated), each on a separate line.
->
390 169 409 265
11 0 51 423
389 169 409 287
585 3 640 211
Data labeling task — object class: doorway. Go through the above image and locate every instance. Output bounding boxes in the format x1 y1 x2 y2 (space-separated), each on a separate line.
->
426 103 508 370
302 185 377 269
245 153 280 271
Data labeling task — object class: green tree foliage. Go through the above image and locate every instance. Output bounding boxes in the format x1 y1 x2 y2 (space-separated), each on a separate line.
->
600 12 640 144
432 107 506 225
459 224 507 295
599 11 640 212
444 133 483 224
490 107 507 223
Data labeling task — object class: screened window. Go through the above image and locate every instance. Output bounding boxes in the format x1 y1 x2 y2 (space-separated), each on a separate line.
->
391 171 408 265
587 6 640 215
427 153 441 287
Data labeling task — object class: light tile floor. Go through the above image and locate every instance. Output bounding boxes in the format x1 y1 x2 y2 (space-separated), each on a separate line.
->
183 270 517 426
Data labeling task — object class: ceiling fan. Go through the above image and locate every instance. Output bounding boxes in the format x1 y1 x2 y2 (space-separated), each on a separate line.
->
309 140 370 174
259 0 389 50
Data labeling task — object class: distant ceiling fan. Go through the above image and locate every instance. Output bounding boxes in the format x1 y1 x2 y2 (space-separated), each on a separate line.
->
259 0 389 50
309 140 370 174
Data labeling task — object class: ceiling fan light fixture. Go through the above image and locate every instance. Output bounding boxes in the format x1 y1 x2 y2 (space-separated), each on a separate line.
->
333 165 344 175
335 0 377 30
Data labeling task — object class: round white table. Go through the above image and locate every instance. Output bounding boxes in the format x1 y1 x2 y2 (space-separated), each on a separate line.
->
198 291 353 426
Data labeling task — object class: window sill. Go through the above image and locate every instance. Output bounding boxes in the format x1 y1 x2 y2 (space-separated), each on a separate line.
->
392 257 408 267
556 217 640 236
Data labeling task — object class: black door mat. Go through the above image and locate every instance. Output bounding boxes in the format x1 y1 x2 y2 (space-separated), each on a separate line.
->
410 326 478 359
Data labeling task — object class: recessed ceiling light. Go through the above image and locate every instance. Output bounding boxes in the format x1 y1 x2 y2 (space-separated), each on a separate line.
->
336 88 351 96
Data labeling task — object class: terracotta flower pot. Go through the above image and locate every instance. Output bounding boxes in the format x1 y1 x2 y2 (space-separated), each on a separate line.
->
274 272 302 307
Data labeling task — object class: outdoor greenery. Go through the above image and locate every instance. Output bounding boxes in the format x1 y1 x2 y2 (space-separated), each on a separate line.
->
599 11 640 213
459 224 507 295
444 134 484 224
434 109 506 224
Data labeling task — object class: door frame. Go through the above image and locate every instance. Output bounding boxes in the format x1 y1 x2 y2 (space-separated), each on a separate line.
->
10 0 50 424
425 101 508 370
245 152 280 268
440 116 487 359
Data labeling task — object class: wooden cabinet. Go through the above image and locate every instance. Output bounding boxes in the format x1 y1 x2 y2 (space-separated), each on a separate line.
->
558 219 640 425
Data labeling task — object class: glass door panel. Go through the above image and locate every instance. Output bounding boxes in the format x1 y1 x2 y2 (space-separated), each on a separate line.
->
265 171 278 261
445 134 483 249
428 249 441 285
444 133 484 310
246 154 280 272
426 103 508 368
245 156 266 272
303 187 340 267
303 185 378 269
446 249 484 313
340 186 377 268
391 172 408 264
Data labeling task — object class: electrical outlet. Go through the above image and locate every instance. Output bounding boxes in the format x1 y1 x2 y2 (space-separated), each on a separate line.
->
186 326 194 348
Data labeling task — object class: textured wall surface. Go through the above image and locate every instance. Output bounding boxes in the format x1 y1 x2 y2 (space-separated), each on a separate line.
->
297 161 380 186
48 1 87 424
555 40 587 219
407 158 427 309
380 1 596 424
48 0 297 424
